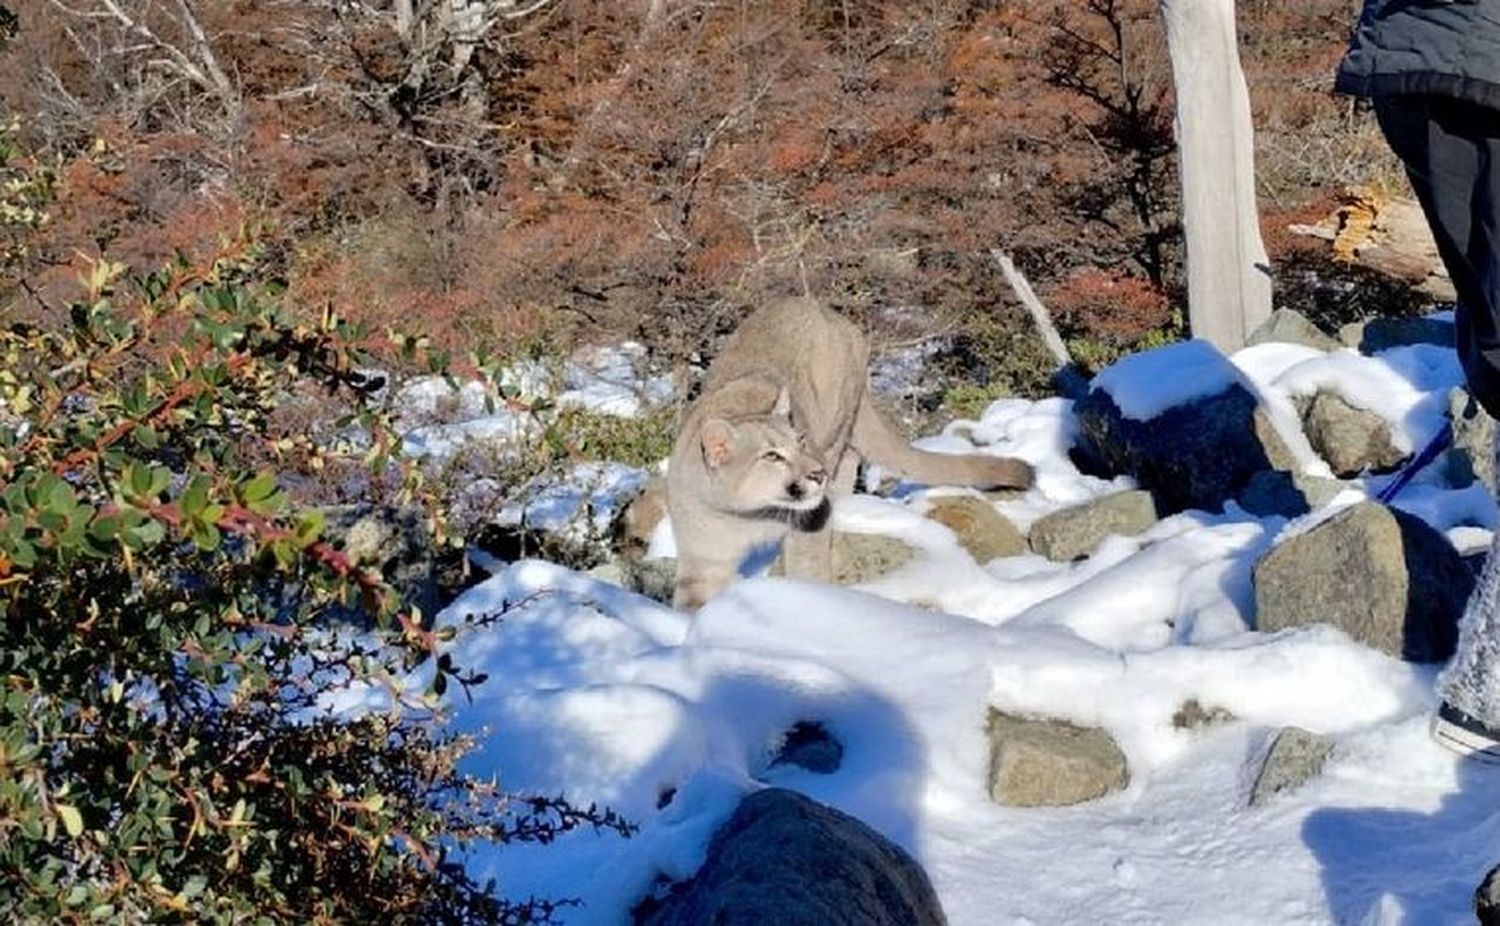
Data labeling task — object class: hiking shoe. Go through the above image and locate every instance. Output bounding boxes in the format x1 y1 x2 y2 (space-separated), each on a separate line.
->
1432 702 1500 764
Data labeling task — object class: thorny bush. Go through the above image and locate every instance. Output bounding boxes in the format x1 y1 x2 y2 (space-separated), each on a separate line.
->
0 243 631 923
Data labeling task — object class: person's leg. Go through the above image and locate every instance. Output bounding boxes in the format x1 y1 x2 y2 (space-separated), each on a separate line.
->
1375 95 1500 417
1434 426 1500 762
1375 95 1500 760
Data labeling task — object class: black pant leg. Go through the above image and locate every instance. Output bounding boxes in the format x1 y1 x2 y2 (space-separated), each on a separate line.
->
1374 95 1500 418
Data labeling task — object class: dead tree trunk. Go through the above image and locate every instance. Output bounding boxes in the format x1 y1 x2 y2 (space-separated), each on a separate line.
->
1158 0 1271 352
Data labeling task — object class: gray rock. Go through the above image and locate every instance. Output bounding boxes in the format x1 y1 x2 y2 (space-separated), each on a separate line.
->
831 531 920 584
1073 360 1297 516
326 504 442 618
1444 387 1497 495
1247 308 1341 352
1237 469 1346 518
1301 389 1405 477
1249 727 1333 807
986 710 1129 807
1341 315 1456 353
924 496 1026 563
1027 490 1157 562
639 788 946 926
1478 861 1500 926
1253 501 1470 662
588 555 676 603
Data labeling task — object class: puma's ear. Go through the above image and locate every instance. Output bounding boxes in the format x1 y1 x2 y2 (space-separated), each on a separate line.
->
772 386 792 421
700 418 737 469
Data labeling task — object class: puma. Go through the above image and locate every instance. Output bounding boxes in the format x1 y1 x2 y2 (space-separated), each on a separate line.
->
666 297 1034 610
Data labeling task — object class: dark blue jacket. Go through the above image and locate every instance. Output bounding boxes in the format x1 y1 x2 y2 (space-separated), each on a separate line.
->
1336 0 1500 108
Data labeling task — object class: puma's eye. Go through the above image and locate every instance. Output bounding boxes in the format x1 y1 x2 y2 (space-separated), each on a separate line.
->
761 450 788 464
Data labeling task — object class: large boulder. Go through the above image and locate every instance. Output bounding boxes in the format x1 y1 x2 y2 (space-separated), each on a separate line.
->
1073 341 1297 515
1027 490 1157 562
924 495 1026 563
985 710 1129 807
1253 501 1471 662
638 788 946 926
1248 727 1333 807
1299 389 1405 477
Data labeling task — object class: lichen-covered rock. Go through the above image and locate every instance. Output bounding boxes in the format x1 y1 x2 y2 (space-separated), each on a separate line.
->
1253 501 1471 662
1027 490 1157 561
1301 389 1405 477
638 788 947 926
924 495 1026 563
986 710 1129 807
1249 727 1333 807
832 532 920 584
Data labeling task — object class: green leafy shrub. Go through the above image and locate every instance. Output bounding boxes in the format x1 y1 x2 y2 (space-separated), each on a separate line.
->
0 250 629 923
940 383 1012 420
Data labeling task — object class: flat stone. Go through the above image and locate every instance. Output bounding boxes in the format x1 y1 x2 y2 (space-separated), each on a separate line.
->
1028 490 1157 562
986 709 1129 807
832 532 920 584
1249 727 1333 807
924 496 1026 563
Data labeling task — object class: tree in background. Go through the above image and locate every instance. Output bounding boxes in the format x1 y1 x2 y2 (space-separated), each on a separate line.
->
1159 0 1272 350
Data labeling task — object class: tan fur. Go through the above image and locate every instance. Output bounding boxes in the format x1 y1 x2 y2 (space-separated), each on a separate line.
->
667 297 1034 610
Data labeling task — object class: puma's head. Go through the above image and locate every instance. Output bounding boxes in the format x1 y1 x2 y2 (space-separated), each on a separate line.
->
697 405 829 519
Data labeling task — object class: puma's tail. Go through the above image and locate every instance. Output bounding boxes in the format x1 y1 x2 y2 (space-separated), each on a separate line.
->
852 390 1033 489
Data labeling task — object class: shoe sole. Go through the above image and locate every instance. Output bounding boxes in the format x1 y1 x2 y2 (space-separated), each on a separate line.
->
1431 712 1500 764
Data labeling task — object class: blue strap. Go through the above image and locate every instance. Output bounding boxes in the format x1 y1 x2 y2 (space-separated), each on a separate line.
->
1376 422 1455 503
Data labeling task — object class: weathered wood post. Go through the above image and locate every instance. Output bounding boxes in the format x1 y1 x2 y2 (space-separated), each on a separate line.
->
1158 0 1272 351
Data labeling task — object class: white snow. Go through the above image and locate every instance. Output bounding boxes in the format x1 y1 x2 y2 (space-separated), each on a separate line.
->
393 342 676 460
556 341 677 418
1091 338 1249 421
357 319 1500 925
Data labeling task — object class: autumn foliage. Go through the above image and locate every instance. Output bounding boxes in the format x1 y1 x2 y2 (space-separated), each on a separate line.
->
0 0 1397 387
